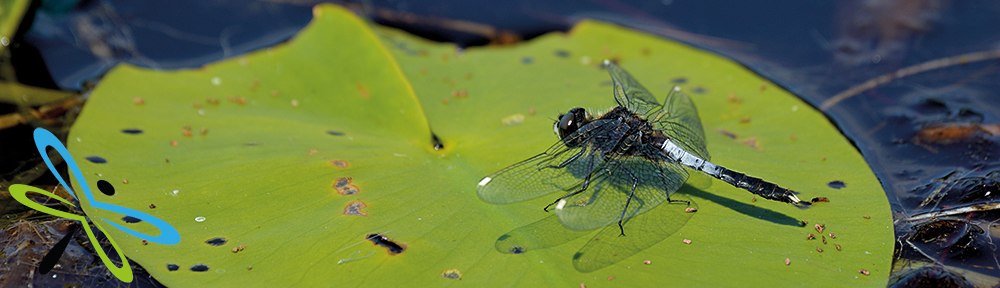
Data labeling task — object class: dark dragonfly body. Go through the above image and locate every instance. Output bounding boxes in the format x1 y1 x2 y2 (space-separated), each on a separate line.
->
478 59 807 236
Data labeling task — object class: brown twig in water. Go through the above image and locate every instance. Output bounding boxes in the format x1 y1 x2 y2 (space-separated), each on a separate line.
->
821 49 1000 111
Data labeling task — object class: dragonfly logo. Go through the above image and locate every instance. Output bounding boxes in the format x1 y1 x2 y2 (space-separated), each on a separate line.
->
8 128 181 283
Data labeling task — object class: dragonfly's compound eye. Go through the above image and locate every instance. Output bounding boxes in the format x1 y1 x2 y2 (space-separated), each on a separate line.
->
556 108 586 139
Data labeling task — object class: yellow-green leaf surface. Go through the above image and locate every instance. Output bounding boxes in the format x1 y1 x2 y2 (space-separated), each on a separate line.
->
69 4 891 287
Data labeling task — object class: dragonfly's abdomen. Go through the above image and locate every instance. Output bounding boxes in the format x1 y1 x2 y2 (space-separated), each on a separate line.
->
658 138 803 204
716 169 800 204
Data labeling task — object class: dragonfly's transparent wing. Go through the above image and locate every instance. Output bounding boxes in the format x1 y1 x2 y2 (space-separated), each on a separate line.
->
649 86 710 160
554 156 690 231
573 192 697 272
604 60 661 116
477 120 618 204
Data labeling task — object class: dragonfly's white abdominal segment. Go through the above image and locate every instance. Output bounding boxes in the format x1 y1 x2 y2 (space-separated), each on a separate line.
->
660 138 721 176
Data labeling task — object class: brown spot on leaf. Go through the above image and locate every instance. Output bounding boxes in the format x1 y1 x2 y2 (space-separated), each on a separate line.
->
343 201 368 216
740 137 761 150
356 83 370 99
330 160 349 168
441 269 462 280
228 96 247 105
727 93 743 103
333 177 359 195
716 129 737 139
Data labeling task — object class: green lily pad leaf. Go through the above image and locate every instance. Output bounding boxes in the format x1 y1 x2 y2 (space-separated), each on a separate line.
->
69 4 891 287
0 0 29 49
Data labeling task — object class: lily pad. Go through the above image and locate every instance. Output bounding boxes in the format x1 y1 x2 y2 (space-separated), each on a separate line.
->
69 4 891 287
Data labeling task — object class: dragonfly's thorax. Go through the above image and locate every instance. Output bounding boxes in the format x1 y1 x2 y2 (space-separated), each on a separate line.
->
589 106 662 159
598 106 653 132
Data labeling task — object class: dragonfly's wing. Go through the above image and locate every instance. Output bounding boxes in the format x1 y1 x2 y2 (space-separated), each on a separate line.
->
573 192 696 272
555 155 690 231
649 86 710 160
477 120 619 204
604 60 661 115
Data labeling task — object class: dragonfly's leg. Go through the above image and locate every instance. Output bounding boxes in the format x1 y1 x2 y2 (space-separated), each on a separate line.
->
544 147 586 170
544 152 598 211
615 163 639 237
654 164 690 206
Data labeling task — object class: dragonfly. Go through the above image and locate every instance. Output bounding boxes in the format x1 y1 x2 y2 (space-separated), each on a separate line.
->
477 60 809 236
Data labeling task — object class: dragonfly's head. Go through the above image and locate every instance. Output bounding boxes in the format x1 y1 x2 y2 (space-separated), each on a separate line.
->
554 107 587 140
